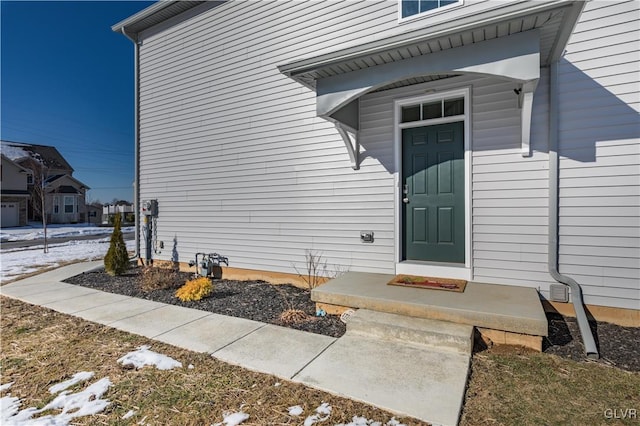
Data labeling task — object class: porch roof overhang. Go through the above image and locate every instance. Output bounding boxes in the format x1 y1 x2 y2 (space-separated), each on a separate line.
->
279 1 585 161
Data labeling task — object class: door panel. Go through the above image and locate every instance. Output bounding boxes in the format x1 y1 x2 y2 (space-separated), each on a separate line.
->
402 121 465 263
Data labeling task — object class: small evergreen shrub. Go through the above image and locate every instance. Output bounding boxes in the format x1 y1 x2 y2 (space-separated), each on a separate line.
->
139 266 179 292
176 277 213 302
104 214 129 276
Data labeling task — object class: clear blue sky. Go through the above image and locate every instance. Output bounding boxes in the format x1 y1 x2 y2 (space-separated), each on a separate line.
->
1 0 154 204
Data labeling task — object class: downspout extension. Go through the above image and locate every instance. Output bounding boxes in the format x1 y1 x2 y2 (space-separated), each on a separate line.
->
548 61 599 359
121 28 141 263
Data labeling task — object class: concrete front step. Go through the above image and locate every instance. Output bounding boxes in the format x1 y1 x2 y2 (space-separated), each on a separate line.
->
346 309 474 355
312 272 549 337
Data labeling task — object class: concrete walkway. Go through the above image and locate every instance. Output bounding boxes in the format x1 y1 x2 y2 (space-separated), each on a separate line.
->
1 262 470 426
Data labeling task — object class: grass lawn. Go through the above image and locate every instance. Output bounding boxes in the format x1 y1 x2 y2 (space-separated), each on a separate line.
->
2 295 638 425
460 345 640 425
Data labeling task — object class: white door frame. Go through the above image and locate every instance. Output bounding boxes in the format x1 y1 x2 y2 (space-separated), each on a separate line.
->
393 87 472 280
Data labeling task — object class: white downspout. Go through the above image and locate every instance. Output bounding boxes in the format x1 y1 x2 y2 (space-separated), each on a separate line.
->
121 28 141 261
548 61 599 359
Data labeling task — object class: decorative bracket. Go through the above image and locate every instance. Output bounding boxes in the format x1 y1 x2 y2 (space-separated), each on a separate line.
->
335 124 359 170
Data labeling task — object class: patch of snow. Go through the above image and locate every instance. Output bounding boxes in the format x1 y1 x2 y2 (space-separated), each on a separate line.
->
122 409 136 419
338 416 372 426
1 141 31 162
49 372 95 394
0 383 14 392
0 376 111 425
0 238 135 282
0 223 135 242
117 345 182 370
303 402 332 426
288 405 303 416
188 364 195 369
213 411 250 426
273 382 281 387
335 417 405 426
0 395 21 422
42 377 112 417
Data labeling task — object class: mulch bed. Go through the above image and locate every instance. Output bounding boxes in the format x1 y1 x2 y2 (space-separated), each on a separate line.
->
64 266 346 338
64 267 639 372
543 312 640 372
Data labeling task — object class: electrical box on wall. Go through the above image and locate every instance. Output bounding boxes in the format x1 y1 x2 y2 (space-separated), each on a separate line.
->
360 231 374 243
142 199 158 216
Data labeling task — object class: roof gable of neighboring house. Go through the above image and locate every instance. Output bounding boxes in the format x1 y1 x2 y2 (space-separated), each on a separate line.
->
1 140 74 175
1 154 31 194
1 154 31 175
46 174 90 193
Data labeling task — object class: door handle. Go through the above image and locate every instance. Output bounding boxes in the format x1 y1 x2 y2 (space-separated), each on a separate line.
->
402 197 409 204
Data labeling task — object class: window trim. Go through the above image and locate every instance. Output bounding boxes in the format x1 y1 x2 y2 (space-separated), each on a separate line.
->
64 196 75 214
398 0 464 23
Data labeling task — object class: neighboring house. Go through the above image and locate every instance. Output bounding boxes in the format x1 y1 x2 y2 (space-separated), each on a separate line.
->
1 154 31 227
1 141 90 224
103 202 135 225
113 1 639 317
86 202 104 225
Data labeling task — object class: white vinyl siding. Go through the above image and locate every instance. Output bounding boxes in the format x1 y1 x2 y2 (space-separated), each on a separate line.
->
470 70 553 291
138 1 407 274
556 0 640 310
135 0 639 311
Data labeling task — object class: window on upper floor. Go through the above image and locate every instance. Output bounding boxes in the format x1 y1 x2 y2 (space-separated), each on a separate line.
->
400 0 462 20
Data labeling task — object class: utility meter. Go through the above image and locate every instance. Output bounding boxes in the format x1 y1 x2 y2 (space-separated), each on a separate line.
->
142 199 158 216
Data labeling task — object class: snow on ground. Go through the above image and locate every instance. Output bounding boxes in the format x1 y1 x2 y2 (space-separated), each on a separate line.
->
117 345 183 370
213 411 250 426
0 238 135 282
122 409 136 420
0 223 134 242
0 376 112 426
288 405 304 416
48 372 95 394
335 416 407 426
304 402 332 426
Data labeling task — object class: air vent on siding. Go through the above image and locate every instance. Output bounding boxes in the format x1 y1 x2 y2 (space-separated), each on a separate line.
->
549 284 569 303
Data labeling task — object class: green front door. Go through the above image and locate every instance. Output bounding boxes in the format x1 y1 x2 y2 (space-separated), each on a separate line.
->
402 121 465 263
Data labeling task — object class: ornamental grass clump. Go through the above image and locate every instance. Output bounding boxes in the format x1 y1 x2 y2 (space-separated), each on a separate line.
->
176 277 213 302
139 266 179 292
279 309 311 325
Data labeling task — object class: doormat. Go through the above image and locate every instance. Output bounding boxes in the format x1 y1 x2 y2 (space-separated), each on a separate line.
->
387 274 467 292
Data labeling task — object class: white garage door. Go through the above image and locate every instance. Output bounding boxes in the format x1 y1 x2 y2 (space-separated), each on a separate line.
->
1 203 19 227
